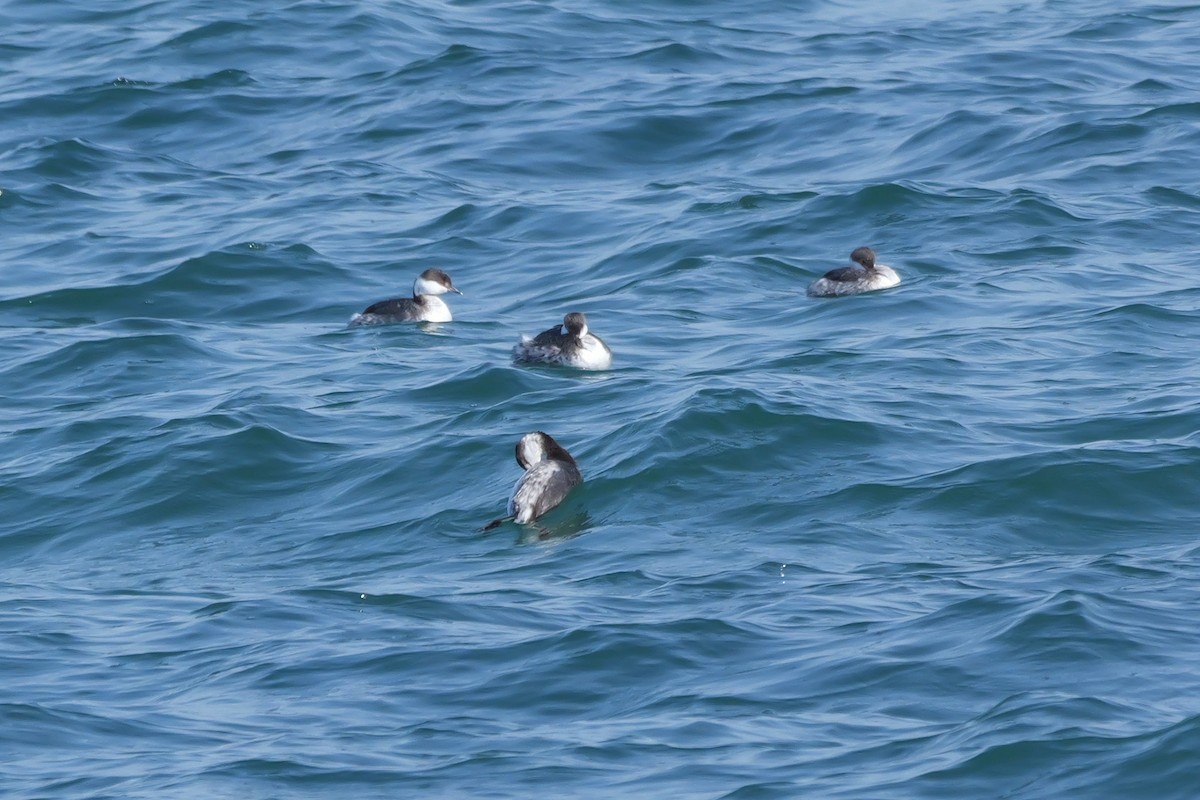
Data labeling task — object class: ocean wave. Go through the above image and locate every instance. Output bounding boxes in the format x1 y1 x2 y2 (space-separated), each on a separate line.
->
6 0 1200 797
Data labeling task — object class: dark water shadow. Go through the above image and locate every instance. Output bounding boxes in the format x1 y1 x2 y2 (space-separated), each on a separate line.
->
515 510 592 545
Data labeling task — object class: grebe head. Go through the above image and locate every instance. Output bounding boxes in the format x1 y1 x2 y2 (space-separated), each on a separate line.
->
515 432 545 469
850 247 876 270
560 312 589 339
413 268 463 298
515 431 577 470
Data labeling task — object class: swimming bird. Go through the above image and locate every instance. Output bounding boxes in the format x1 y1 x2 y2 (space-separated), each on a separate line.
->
806 247 900 297
484 432 583 530
512 311 613 370
350 268 462 325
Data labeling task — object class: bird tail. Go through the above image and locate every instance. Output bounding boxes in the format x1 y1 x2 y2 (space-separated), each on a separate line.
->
481 515 513 532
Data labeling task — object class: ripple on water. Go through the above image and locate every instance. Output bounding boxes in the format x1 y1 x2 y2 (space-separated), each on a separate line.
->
5 1 1200 798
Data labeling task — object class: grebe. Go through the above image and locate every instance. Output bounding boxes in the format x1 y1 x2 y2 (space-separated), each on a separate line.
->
484 432 583 529
807 247 899 297
351 268 462 324
513 312 612 370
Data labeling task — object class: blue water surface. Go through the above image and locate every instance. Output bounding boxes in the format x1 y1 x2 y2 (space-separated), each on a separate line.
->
3 1 1200 797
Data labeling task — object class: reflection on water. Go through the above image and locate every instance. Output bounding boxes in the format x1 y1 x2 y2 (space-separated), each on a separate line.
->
516 509 592 545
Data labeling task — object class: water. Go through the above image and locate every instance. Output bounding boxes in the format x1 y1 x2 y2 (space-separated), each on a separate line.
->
3 0 1200 796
